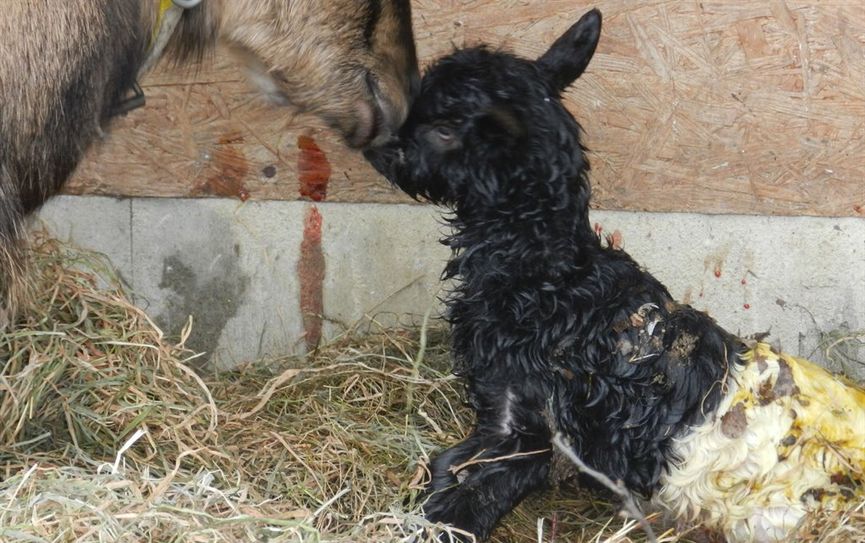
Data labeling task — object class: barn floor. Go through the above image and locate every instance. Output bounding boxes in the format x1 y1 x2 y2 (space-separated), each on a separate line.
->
0 238 863 542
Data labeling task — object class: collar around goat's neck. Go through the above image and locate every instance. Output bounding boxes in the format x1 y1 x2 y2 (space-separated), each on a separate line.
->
142 0 202 74
110 0 202 117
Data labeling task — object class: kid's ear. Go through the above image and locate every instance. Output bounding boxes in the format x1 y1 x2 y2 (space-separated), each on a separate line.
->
536 8 602 94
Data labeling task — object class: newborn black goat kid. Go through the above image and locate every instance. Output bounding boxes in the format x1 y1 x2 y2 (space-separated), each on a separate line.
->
366 9 865 542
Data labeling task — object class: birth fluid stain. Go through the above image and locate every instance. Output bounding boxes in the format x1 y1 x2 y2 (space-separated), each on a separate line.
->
721 403 748 438
741 277 748 285
157 249 250 364
297 135 331 201
682 287 693 305
218 131 245 145
704 244 731 281
298 206 325 352
854 205 863 214
756 355 769 373
196 139 251 201
831 473 855 487
743 303 751 310
774 359 801 397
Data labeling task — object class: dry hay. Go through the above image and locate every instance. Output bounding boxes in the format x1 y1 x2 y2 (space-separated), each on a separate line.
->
0 237 862 542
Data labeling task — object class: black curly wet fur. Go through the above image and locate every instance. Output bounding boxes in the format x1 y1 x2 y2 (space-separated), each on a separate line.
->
366 9 743 540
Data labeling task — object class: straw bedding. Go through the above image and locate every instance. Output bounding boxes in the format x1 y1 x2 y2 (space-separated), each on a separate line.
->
1 237 862 542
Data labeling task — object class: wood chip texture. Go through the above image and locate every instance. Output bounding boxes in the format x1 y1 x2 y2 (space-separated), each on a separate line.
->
67 1 865 217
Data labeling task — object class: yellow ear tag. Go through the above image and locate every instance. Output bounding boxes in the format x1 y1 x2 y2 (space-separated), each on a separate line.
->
153 0 176 45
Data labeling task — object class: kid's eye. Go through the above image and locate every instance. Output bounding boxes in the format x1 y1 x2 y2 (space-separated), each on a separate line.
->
434 125 456 142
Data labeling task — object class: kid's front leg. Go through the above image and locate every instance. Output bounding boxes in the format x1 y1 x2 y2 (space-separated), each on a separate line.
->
424 431 552 541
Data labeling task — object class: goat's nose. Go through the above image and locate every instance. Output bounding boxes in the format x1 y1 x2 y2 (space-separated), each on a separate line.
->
346 97 379 148
365 72 410 147
351 64 416 148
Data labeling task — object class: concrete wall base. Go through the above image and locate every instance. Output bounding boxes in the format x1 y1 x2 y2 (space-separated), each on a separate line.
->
34 195 864 379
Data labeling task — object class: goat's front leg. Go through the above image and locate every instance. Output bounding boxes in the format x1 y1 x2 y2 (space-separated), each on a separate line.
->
423 425 552 541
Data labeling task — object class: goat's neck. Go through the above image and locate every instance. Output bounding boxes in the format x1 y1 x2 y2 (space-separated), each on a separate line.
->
447 184 597 283
146 1 218 65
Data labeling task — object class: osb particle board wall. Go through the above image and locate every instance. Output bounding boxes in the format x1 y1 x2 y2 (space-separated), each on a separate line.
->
67 1 865 217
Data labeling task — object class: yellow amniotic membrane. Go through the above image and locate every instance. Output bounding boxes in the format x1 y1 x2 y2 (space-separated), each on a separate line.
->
656 342 865 542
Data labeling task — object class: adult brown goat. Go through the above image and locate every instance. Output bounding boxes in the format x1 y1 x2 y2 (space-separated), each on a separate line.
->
0 0 419 321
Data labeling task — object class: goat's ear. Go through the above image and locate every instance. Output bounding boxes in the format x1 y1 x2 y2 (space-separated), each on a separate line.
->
536 8 602 94
476 105 527 143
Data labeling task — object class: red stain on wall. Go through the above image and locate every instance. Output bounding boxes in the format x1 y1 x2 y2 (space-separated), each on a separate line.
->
297 135 331 201
298 205 325 352
195 140 250 201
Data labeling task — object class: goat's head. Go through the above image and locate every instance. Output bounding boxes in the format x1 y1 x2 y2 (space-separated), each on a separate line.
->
215 0 420 148
365 9 601 210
